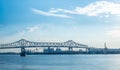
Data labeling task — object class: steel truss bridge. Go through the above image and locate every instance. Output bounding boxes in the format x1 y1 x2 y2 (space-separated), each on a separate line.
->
0 39 89 56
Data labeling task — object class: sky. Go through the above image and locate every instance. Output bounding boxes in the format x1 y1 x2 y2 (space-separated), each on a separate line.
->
1 0 120 48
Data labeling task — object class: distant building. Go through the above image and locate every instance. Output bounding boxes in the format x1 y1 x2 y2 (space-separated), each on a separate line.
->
104 43 107 54
105 49 120 54
43 47 54 53
88 43 120 54
88 48 105 54
55 48 62 53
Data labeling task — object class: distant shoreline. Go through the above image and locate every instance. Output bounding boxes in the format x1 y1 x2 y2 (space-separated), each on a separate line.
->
1 53 120 55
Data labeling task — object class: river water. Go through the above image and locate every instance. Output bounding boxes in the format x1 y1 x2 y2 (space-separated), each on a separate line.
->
0 54 120 70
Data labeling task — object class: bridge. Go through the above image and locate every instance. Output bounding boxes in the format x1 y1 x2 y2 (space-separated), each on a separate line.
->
0 39 89 56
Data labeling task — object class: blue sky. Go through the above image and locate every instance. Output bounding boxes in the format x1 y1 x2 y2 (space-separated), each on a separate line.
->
1 0 120 48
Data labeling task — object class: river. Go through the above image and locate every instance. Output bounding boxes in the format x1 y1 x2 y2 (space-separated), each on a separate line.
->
0 54 120 70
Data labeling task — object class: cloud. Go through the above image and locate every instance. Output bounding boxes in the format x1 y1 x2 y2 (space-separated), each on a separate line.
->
31 1 120 18
75 1 120 16
18 30 26 35
31 8 71 18
18 25 40 35
27 25 40 32
46 1 120 17
107 26 120 38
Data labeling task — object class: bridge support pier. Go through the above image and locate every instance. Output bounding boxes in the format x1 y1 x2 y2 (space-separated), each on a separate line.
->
68 47 73 51
85 48 89 54
20 47 26 56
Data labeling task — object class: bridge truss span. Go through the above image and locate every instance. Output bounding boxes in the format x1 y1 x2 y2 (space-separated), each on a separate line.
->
0 39 89 49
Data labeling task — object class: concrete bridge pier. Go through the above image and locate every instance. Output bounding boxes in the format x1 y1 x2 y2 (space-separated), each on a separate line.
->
68 47 73 51
20 47 26 56
85 48 89 54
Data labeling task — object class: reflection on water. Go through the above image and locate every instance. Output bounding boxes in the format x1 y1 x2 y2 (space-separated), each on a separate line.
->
0 55 120 70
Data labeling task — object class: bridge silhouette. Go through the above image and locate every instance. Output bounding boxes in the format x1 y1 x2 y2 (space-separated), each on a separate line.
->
0 39 89 56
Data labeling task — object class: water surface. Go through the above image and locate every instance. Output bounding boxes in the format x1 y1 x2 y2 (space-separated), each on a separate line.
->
0 54 120 70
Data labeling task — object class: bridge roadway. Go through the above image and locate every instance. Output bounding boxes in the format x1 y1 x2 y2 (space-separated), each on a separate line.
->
0 39 89 56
